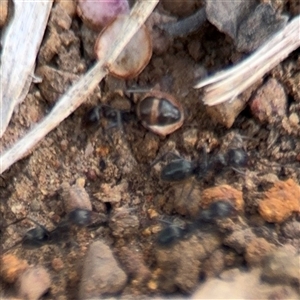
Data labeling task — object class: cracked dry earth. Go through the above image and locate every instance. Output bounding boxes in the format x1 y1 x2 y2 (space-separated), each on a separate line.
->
0 0 300 299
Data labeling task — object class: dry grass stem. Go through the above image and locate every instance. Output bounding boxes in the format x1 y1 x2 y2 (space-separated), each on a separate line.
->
0 0 54 138
194 16 300 106
0 0 159 174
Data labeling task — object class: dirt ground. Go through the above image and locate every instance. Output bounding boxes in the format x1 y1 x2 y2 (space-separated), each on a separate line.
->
1 0 300 299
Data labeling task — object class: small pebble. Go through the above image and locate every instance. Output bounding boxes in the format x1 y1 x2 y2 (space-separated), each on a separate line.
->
61 179 92 214
117 246 151 283
98 181 128 203
60 140 68 151
49 3 72 30
192 268 299 299
206 0 256 39
245 238 276 267
85 168 98 181
281 220 300 239
16 266 51 300
250 78 287 124
205 94 249 128
51 258 64 272
0 254 29 283
77 0 130 30
172 183 202 217
161 0 200 17
155 233 222 292
262 248 300 286
0 0 8 28
79 241 127 299
182 129 198 149
56 0 77 18
201 249 226 278
147 208 159 219
109 207 140 238
201 185 244 212
36 65 79 104
223 228 255 254
258 179 300 223
236 3 288 52
287 71 300 102
30 199 41 211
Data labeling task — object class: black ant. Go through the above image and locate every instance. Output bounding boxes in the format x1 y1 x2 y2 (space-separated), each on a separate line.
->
156 224 186 246
195 201 238 225
152 146 248 183
83 104 133 130
156 200 237 246
83 90 184 136
2 209 101 253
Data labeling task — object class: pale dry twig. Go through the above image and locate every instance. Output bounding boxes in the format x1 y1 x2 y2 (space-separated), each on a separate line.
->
0 0 54 138
0 0 159 174
194 15 300 106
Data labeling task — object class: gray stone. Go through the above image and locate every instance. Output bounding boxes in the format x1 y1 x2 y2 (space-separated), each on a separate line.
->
79 241 127 299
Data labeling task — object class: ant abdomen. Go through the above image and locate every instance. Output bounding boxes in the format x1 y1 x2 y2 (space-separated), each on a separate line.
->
161 159 194 182
22 225 50 249
156 225 185 246
227 148 248 168
68 209 92 226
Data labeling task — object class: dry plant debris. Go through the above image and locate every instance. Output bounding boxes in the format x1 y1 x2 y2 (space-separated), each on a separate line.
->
0 0 159 174
0 1 53 138
0 1 299 299
194 15 300 107
95 15 152 79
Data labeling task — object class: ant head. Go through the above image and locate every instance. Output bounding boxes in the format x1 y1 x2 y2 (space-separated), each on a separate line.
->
156 225 185 246
208 201 237 219
83 105 102 127
161 159 194 182
198 201 237 223
68 209 92 226
227 148 248 168
22 225 50 249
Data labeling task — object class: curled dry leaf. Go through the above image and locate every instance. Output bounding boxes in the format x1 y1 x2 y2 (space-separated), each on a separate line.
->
95 15 152 79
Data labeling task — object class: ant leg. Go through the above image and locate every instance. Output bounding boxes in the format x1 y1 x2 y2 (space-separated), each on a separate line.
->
231 167 246 175
184 181 196 200
150 152 182 168
0 175 7 188
1 217 27 228
157 218 173 226
195 145 210 180
116 109 124 132
125 83 154 95
1 218 48 252
2 240 23 254
24 217 47 228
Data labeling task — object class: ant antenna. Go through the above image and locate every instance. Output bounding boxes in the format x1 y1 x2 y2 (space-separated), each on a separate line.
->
2 240 23 254
150 151 182 168
1 217 27 228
